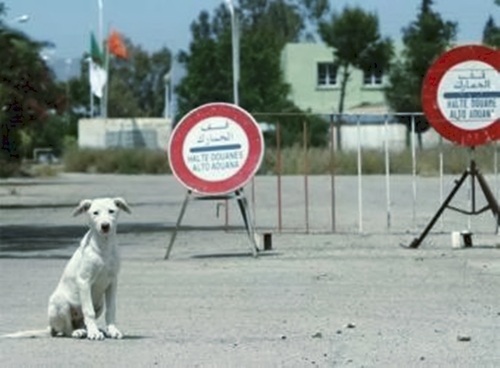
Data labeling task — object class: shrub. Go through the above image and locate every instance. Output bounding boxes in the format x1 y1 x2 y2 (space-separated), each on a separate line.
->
61 144 499 176
63 148 171 174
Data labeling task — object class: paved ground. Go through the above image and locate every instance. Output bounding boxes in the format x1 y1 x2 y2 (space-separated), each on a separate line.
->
0 174 499 367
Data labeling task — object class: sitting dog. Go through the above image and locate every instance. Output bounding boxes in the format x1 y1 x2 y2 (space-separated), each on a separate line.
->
48 197 131 340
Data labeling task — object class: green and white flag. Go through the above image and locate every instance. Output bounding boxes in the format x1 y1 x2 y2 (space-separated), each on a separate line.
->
89 32 107 99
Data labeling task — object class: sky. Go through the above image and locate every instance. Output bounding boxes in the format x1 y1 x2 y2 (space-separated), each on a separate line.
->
6 0 500 61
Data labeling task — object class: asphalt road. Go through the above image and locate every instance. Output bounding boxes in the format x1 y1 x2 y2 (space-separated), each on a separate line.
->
1 174 499 367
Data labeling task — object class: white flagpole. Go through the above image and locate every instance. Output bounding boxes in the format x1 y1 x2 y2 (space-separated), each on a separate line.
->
103 25 110 119
225 0 239 106
89 53 94 117
97 0 104 117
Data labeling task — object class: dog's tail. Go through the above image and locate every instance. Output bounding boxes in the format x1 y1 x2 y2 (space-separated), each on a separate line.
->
0 327 51 339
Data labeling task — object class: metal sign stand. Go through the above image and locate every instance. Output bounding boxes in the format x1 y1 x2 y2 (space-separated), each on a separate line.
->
405 148 500 248
164 188 259 259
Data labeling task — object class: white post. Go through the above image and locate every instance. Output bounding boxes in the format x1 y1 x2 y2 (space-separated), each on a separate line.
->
357 115 363 233
495 141 499 234
225 0 239 105
103 25 110 119
164 73 171 119
411 115 417 227
97 0 104 117
384 114 391 230
439 136 444 230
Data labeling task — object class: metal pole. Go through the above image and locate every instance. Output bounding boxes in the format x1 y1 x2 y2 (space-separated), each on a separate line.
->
276 121 282 232
103 24 110 119
330 115 336 232
495 141 499 234
357 115 363 233
439 136 444 230
384 114 391 230
303 120 309 233
90 80 94 117
225 0 239 105
411 115 417 227
468 148 473 231
97 0 104 117
65 59 72 125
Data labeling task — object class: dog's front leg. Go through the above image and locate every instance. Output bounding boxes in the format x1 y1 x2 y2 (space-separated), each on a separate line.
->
78 280 104 340
104 279 122 339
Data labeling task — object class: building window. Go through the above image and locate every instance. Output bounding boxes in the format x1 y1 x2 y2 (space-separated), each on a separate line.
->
317 62 338 87
363 65 383 86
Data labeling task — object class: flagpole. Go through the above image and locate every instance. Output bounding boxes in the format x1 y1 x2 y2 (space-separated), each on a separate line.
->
224 0 239 106
90 71 94 117
97 0 104 117
103 25 110 119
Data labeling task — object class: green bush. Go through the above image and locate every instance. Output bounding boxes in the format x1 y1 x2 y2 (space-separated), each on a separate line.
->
63 148 171 174
62 144 500 176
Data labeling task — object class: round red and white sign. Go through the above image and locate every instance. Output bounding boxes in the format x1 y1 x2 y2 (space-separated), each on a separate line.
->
168 103 264 195
422 45 500 146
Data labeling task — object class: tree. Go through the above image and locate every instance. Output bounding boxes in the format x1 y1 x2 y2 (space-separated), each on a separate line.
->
483 16 500 46
318 6 393 116
108 43 171 117
68 38 171 119
0 3 65 174
385 0 457 146
483 0 500 47
175 0 330 147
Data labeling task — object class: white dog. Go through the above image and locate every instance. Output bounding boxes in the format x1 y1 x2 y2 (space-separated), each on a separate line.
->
47 197 131 340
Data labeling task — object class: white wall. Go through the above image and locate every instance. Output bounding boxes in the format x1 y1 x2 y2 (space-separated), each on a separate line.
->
78 118 171 150
339 124 441 151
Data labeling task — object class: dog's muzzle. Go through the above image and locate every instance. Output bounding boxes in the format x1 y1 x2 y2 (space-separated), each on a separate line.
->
101 223 111 233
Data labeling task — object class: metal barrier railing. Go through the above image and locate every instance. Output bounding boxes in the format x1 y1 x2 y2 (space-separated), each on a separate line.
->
238 112 500 235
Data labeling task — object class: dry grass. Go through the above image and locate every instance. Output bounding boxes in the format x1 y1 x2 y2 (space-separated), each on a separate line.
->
61 144 500 176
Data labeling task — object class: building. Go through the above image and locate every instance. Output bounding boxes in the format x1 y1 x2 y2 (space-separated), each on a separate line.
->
280 43 439 150
78 118 171 150
281 43 388 115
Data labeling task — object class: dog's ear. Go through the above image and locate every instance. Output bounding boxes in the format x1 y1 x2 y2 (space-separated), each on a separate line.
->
114 197 131 214
72 199 92 217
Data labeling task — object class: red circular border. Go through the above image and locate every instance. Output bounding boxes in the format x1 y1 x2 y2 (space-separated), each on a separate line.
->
168 103 264 195
422 45 500 147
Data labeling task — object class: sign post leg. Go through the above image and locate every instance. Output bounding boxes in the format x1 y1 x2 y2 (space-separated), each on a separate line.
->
164 190 191 260
406 169 469 248
475 168 500 223
164 189 260 259
406 158 500 249
235 188 259 257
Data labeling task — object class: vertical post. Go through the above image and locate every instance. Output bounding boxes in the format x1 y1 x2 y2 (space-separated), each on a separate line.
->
251 177 256 226
103 25 110 119
65 58 72 125
224 0 238 231
439 136 444 230
224 196 229 231
495 141 499 234
467 148 474 230
90 66 94 117
336 113 342 151
411 114 417 227
303 120 309 233
97 0 104 117
356 115 363 233
165 191 191 260
163 73 170 119
276 121 282 232
330 115 336 233
225 0 239 106
384 114 391 230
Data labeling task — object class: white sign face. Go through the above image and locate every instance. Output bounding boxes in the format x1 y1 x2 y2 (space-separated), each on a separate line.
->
182 116 249 182
437 60 500 131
